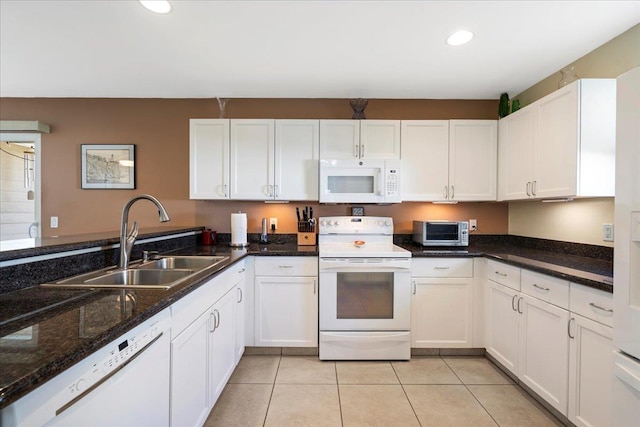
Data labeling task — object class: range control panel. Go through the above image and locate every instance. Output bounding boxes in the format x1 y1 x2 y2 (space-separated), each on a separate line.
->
318 216 393 235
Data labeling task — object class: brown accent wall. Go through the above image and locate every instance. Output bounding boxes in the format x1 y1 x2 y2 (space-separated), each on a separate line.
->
0 97 506 237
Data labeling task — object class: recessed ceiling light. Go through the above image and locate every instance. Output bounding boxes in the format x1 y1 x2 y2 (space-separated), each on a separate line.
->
447 30 474 46
139 1 172 14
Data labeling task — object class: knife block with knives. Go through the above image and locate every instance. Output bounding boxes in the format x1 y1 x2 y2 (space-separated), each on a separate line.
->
296 206 316 246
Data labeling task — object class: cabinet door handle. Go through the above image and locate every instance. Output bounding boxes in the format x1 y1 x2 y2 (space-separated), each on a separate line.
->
589 302 613 313
511 294 518 311
532 283 550 292
450 186 455 199
444 186 449 200
360 144 365 157
495 271 507 277
568 317 575 339
313 279 317 294
237 287 243 303
224 184 228 197
210 312 216 332
215 309 220 329
274 185 279 198
412 281 416 295
532 180 537 196
354 144 359 158
526 181 531 196
517 297 523 314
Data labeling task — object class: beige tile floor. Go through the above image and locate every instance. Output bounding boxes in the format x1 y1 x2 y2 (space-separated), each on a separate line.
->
205 355 565 427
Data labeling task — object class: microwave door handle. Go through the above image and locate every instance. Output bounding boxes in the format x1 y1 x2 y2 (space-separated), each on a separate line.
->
378 170 384 196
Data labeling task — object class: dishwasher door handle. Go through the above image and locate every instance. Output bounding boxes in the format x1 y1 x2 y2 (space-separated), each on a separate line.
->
55 331 165 416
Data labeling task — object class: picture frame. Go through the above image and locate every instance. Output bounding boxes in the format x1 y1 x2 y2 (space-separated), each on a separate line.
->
81 144 135 189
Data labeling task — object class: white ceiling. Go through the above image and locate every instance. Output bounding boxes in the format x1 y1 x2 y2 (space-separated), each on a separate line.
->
1 0 638 99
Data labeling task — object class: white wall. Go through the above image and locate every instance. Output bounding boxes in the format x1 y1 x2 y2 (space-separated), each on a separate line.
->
509 198 614 247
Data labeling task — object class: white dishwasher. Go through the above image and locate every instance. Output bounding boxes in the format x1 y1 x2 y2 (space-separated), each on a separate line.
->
1 309 171 427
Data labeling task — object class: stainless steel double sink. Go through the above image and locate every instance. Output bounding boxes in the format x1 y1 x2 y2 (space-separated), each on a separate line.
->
41 256 229 290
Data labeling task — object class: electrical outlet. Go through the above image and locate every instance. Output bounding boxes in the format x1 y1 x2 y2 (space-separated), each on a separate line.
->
50 216 58 228
270 217 277 231
602 223 614 242
469 219 477 231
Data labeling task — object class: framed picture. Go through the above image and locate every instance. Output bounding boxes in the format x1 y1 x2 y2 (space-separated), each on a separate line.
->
81 144 135 189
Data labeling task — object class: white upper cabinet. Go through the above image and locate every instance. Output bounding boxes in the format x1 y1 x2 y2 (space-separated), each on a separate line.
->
401 120 449 201
230 119 319 201
449 120 498 201
189 119 230 200
320 120 400 159
274 120 320 200
230 119 276 200
401 120 497 201
498 79 616 200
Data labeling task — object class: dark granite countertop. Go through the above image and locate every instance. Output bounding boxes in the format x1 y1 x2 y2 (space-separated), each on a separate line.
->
0 234 613 410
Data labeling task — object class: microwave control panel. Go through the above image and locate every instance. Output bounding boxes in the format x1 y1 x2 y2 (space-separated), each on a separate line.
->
386 169 399 196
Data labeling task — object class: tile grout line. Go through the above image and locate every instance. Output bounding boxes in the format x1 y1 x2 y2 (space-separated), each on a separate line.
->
334 361 345 427
391 360 424 427
262 354 282 427
441 356 502 427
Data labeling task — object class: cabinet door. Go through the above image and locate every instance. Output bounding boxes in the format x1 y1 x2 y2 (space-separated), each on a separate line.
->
189 119 230 199
498 108 536 200
568 314 613 427
411 277 473 348
400 120 449 201
485 280 520 375
535 83 579 199
518 293 570 415
230 119 275 199
208 287 237 408
170 311 210 427
449 120 497 201
359 120 401 159
319 120 360 159
255 276 318 347
274 120 319 200
235 275 246 364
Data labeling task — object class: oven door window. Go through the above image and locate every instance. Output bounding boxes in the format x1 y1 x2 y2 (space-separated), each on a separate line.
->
336 272 394 319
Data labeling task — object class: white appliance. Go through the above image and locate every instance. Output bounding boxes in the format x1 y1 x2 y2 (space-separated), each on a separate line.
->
0 309 171 427
318 216 412 360
319 159 401 203
612 66 640 425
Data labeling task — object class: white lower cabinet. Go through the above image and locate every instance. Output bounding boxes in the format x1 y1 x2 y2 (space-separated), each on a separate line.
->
568 313 613 427
254 257 318 347
485 279 520 374
169 265 241 427
411 258 474 348
517 293 570 415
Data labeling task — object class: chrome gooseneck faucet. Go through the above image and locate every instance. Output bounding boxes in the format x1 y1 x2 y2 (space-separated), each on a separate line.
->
119 194 171 269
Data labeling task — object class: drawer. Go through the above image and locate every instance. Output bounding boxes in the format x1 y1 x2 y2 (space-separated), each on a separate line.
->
521 269 569 309
570 283 614 327
255 256 318 276
216 259 246 285
412 258 473 278
486 260 521 290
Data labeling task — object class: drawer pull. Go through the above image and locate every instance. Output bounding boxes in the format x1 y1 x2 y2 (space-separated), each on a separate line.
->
434 266 451 270
589 302 613 313
239 268 246 273
532 283 550 291
495 271 507 277
279 265 294 269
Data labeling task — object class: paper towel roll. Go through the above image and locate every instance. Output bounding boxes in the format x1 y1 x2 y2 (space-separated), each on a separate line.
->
230 212 248 247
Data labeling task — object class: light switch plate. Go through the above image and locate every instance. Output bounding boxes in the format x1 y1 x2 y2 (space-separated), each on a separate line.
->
51 216 59 228
602 223 614 242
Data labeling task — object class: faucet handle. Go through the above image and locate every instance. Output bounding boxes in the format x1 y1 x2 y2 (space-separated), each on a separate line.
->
142 250 159 262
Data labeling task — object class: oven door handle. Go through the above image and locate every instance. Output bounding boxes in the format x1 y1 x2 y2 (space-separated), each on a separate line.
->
320 265 410 272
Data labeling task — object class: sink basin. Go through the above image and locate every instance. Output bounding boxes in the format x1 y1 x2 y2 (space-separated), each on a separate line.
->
137 256 228 270
41 256 229 290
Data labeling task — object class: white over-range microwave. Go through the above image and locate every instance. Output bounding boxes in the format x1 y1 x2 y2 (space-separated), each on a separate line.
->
319 159 401 203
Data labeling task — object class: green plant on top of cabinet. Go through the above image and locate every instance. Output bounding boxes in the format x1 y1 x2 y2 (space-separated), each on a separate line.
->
319 120 401 160
498 79 616 201
189 119 230 199
230 119 319 201
401 120 497 201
